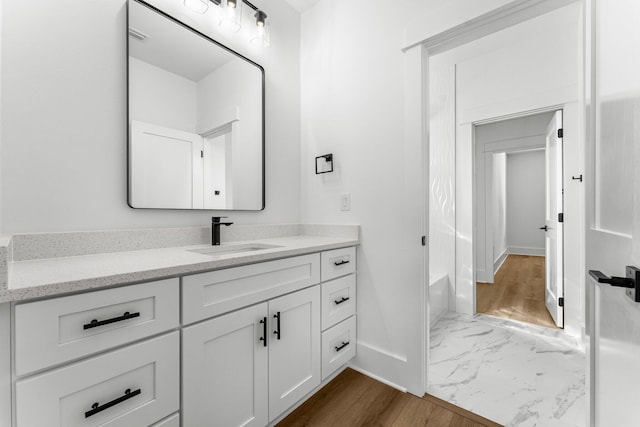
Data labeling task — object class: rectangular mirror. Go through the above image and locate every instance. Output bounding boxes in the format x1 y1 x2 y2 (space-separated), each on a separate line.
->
128 0 265 210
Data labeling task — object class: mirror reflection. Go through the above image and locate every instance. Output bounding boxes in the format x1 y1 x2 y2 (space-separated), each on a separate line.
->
128 0 264 210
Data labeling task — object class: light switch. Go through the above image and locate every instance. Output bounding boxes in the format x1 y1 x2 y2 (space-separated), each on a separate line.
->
341 194 351 211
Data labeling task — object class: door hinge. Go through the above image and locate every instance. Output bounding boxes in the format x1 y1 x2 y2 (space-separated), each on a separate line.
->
422 236 427 246
200 150 204 158
558 213 564 223
558 128 563 138
559 297 564 307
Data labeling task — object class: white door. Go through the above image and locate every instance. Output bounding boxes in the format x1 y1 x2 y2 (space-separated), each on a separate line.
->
588 0 640 425
268 286 321 422
544 110 564 327
129 121 203 209
182 303 268 427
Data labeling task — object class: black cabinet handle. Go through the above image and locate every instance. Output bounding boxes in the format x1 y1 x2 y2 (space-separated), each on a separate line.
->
85 388 141 418
334 296 350 305
539 226 548 231
83 311 140 330
273 312 281 340
334 341 349 352
259 317 267 347
334 260 350 266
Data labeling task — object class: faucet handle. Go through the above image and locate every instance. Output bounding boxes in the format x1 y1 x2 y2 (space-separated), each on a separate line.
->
212 216 228 223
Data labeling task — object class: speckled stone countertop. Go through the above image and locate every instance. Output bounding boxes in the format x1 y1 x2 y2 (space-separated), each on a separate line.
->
0 225 359 303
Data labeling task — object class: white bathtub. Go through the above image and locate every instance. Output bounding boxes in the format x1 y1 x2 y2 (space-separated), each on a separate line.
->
429 273 449 325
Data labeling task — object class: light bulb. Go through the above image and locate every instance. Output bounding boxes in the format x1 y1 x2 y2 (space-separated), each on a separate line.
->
219 0 242 32
251 12 270 47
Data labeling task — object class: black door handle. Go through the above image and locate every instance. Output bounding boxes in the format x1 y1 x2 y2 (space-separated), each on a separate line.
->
588 270 633 288
589 267 640 303
539 226 548 231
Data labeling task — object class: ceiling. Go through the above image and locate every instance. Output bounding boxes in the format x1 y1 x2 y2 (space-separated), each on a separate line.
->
284 0 322 13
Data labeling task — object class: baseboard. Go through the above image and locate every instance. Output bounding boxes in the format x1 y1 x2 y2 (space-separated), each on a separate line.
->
475 269 490 283
493 249 508 274
351 341 408 393
508 246 544 257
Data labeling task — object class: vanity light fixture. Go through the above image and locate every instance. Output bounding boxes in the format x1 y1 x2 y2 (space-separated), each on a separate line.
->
182 0 270 46
251 9 270 47
219 0 243 32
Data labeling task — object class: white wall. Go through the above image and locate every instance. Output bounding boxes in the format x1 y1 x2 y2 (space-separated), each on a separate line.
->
0 0 301 233
429 60 456 310
129 57 197 133
300 0 427 393
492 153 507 267
506 150 546 255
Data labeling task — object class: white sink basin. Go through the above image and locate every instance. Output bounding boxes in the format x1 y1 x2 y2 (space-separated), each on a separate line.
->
189 243 283 257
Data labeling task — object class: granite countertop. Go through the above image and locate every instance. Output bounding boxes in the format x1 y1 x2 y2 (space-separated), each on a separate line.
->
1 235 359 303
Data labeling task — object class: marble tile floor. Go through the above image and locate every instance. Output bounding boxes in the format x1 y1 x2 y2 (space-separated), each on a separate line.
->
428 312 586 427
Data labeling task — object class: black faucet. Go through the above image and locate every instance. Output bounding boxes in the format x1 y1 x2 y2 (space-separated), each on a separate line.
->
211 216 233 245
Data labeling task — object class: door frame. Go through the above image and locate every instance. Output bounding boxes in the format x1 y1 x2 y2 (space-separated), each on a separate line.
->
404 0 586 398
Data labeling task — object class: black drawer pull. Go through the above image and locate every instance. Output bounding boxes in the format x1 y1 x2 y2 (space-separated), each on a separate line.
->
334 341 349 352
84 311 141 330
273 312 281 340
85 388 141 418
259 317 268 347
334 260 350 266
334 296 350 305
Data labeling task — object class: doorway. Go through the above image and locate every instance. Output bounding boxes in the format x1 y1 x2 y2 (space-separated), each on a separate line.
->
473 111 564 329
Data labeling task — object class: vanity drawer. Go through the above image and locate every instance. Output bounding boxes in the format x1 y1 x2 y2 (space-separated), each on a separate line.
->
14 278 179 376
321 275 356 331
321 316 356 381
15 332 179 427
321 247 356 282
182 253 320 324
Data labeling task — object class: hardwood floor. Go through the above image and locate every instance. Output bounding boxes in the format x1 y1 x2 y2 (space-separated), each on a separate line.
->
277 368 502 427
476 254 558 329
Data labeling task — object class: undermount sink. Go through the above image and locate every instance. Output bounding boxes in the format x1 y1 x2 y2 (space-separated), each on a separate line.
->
189 243 283 257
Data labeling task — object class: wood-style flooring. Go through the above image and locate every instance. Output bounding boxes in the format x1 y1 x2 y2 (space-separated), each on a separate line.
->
476 254 558 329
277 368 502 427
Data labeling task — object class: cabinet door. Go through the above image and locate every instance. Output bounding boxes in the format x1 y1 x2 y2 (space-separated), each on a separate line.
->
182 303 268 427
268 286 321 421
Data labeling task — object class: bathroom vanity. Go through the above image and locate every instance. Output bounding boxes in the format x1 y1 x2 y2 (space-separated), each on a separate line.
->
0 226 358 427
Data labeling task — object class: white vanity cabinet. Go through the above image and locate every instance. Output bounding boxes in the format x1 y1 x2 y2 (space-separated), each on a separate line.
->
181 255 322 426
319 247 357 381
6 245 357 427
182 303 269 427
11 278 181 427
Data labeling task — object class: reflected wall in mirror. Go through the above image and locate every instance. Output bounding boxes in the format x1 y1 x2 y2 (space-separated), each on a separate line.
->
128 0 265 210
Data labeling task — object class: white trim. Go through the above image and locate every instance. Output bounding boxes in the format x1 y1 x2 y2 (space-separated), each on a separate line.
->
349 365 408 394
494 248 509 274
508 246 545 256
0 304 10 427
353 341 410 394
403 0 580 53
